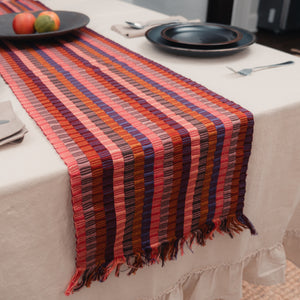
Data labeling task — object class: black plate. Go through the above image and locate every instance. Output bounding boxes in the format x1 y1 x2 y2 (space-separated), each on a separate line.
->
145 23 256 57
161 23 242 47
0 10 89 40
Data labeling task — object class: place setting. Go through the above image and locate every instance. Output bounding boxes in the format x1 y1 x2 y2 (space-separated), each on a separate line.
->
111 15 191 38
144 21 256 56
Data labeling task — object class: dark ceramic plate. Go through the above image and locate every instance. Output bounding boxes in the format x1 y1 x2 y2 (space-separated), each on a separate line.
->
0 10 89 40
161 23 242 47
145 23 256 57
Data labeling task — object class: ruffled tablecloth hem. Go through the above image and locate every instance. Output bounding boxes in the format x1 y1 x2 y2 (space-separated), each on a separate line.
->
140 239 298 300
283 230 300 267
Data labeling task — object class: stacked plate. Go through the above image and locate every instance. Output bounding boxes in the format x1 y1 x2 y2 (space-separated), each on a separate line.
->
145 22 256 57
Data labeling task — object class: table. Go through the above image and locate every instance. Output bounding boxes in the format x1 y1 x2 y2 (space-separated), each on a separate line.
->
0 0 300 299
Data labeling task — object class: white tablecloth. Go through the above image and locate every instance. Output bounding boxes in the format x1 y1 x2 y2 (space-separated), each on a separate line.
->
1 1 300 299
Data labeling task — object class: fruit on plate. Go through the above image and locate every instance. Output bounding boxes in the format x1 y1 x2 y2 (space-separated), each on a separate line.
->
34 11 60 33
12 12 36 34
38 11 60 30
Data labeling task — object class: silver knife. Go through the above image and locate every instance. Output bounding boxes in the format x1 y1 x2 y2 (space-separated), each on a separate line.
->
0 120 9 125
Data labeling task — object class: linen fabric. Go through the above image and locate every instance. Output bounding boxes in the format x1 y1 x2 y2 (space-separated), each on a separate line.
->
0 101 27 145
0 0 255 294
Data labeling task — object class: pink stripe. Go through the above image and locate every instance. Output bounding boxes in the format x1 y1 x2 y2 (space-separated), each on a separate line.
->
18 0 48 11
0 7 8 14
72 34 202 241
78 31 234 230
66 40 204 246
12 44 129 260
1 1 21 12
46 46 165 255
58 42 167 248
92 67 201 242
0 51 88 267
43 43 190 255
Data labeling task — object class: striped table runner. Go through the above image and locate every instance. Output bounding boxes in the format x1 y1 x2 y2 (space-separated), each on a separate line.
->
0 0 256 295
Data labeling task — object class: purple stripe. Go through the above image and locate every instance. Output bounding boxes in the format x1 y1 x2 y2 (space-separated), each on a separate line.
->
2 40 117 264
56 39 195 250
69 36 227 227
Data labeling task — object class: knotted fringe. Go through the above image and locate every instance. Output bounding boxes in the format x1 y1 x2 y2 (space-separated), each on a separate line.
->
65 214 256 295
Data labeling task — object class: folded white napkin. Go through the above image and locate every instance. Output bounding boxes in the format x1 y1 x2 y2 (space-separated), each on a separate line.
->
0 101 28 146
111 16 196 38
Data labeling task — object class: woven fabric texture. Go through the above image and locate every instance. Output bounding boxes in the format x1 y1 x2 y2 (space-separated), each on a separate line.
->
242 260 300 300
0 0 255 294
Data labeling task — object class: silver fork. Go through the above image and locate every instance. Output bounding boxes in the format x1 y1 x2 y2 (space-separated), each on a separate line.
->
227 60 294 76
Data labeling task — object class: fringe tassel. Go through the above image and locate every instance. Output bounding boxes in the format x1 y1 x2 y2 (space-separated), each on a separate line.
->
65 269 84 296
237 214 257 235
65 214 256 295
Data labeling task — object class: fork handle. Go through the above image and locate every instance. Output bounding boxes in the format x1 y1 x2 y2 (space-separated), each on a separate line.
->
253 60 294 70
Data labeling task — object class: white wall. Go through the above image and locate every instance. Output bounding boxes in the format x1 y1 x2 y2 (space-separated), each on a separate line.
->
231 0 260 31
122 0 208 21
122 0 259 32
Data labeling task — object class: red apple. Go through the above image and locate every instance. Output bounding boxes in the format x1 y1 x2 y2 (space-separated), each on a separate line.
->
12 12 36 34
